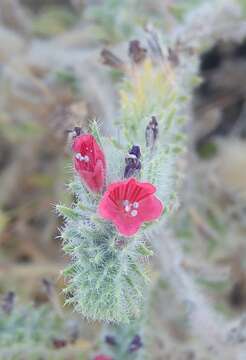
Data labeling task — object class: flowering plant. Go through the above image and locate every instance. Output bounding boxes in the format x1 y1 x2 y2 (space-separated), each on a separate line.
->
57 37 186 325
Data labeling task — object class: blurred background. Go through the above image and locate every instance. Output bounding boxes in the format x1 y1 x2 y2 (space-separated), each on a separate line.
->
0 0 246 359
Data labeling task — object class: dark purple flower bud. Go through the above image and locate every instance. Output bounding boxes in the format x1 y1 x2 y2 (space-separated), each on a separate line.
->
2 291 15 314
129 40 147 64
101 49 125 71
52 338 67 349
67 127 82 138
168 47 179 66
124 145 141 178
128 335 143 353
145 116 158 149
145 27 164 63
105 335 117 346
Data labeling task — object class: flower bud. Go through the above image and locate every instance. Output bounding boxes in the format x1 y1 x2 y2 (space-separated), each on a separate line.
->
72 134 106 192
105 335 117 346
124 145 141 178
128 335 143 353
145 116 158 149
129 40 147 64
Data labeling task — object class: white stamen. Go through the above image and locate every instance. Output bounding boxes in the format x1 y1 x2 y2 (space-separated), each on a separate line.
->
75 153 90 162
123 200 129 206
125 205 131 213
131 210 138 217
133 202 139 209
75 153 82 160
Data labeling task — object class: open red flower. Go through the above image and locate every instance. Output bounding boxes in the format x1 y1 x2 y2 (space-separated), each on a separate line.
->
94 356 113 360
72 134 106 192
98 178 163 236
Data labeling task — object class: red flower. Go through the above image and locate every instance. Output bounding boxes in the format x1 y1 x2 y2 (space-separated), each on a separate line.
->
98 178 163 236
72 134 106 192
94 356 113 360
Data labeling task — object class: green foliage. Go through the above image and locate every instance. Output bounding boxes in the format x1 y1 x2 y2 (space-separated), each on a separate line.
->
197 141 218 159
55 69 80 95
0 302 87 359
238 0 246 15
169 0 205 22
84 0 164 43
32 6 79 38
0 304 63 347
0 303 87 360
85 0 134 43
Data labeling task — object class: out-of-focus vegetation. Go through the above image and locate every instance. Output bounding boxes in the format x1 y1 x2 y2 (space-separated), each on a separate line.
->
1 0 246 359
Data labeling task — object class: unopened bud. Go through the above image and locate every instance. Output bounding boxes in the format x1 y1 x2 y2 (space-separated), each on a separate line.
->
129 40 147 64
145 116 158 149
67 126 82 138
128 335 143 353
105 335 117 346
101 49 125 71
124 145 141 178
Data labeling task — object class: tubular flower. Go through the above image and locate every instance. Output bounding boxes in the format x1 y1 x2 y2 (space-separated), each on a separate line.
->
72 134 106 192
98 178 163 236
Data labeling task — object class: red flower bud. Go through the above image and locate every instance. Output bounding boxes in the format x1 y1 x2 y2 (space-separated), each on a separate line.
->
72 134 106 193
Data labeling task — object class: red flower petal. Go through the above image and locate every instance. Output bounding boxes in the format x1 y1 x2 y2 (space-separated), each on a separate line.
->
98 177 163 236
137 195 164 222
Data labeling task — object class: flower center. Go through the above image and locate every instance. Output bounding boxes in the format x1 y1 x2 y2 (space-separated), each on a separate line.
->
122 200 139 217
75 153 90 162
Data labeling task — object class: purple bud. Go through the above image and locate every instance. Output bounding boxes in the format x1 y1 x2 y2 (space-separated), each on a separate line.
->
42 278 53 298
101 49 125 71
73 127 82 137
52 338 67 349
130 145 141 159
2 291 15 314
105 335 117 346
129 40 147 64
145 116 158 149
168 47 179 66
128 335 143 353
124 145 141 178
67 127 82 138
145 27 164 63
